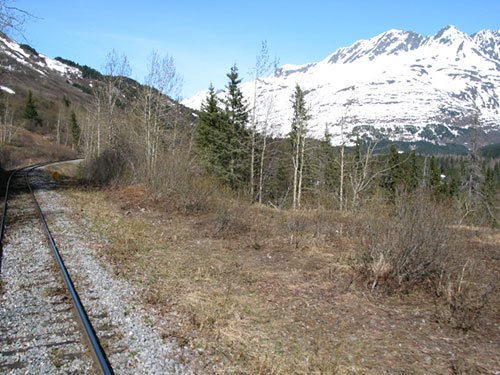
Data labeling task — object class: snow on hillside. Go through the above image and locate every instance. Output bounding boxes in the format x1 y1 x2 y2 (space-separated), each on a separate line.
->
38 54 81 77
0 85 15 94
0 34 81 79
182 26 500 145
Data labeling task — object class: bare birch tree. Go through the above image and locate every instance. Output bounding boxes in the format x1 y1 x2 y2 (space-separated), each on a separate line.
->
348 140 410 209
91 83 104 157
135 51 181 186
337 95 357 211
0 1 33 37
465 112 483 201
290 84 309 209
249 41 279 199
102 50 131 151
1 93 15 142
86 50 130 159
257 94 280 203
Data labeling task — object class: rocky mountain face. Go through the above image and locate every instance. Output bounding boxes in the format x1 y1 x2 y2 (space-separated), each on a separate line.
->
183 26 500 148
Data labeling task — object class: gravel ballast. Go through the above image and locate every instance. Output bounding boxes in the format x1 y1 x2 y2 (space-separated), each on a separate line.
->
1 168 200 374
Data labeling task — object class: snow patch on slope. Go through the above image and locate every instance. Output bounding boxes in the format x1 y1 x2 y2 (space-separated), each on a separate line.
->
37 55 81 77
0 34 81 79
0 86 15 94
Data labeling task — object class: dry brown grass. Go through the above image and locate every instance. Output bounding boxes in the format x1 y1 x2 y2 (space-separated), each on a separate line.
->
63 184 500 375
0 126 78 169
350 193 499 331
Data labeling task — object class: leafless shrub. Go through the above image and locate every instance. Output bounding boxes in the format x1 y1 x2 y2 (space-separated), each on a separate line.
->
284 212 312 249
283 209 346 250
84 149 127 185
435 258 497 330
355 191 498 329
356 191 456 291
142 149 219 214
309 209 343 240
213 201 249 237
451 357 481 375
0 135 77 169
176 176 216 214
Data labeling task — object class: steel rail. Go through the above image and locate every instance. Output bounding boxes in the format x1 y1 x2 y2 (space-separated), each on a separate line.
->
23 162 114 375
0 164 33 274
1 160 78 274
0 169 17 273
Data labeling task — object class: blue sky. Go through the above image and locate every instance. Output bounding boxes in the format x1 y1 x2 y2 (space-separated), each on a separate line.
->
15 0 500 98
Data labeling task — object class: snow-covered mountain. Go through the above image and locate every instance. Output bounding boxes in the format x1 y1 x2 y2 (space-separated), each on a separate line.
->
183 26 500 146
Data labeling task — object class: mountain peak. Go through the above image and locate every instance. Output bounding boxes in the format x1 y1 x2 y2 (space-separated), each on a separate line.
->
433 25 468 44
438 25 460 33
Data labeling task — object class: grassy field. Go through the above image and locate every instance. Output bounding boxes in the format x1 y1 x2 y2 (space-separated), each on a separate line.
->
59 181 500 374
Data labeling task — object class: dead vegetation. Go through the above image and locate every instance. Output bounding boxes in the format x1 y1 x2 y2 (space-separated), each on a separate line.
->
62 180 500 375
351 192 499 331
0 125 78 169
355 192 456 292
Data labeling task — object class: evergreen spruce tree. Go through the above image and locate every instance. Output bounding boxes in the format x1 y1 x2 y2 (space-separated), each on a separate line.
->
439 178 450 199
449 176 459 198
196 67 250 191
494 162 500 182
405 150 421 191
429 156 441 187
383 145 402 195
23 90 41 127
70 110 80 147
223 64 250 190
196 84 228 180
429 156 442 197
317 126 338 196
354 137 361 164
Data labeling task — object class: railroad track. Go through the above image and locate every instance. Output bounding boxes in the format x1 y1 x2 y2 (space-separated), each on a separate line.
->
0 162 114 374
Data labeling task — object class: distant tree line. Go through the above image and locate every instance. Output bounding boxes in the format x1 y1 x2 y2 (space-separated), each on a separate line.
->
193 48 500 227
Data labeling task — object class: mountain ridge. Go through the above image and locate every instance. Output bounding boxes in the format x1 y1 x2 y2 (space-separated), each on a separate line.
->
183 25 500 147
0 30 95 104
0 31 197 124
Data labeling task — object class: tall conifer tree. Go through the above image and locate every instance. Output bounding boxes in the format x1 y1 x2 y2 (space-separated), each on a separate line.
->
23 90 41 126
223 64 249 190
405 150 421 191
196 84 228 179
70 110 80 147
383 145 402 195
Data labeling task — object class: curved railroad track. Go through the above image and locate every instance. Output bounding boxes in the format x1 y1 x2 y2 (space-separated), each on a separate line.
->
0 161 114 374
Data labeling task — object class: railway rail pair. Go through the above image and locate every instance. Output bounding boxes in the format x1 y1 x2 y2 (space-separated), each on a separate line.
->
0 161 114 374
